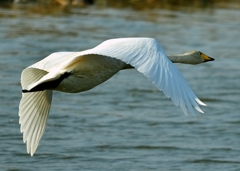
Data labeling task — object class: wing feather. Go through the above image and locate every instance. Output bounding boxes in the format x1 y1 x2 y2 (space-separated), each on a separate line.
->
30 52 73 72
19 90 52 156
19 67 53 156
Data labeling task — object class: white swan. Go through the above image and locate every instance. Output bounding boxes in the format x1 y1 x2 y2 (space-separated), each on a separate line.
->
19 37 214 156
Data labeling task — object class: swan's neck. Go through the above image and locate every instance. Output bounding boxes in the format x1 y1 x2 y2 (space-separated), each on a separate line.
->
167 53 196 64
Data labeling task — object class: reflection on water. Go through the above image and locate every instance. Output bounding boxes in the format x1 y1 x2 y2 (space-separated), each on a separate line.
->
0 2 240 171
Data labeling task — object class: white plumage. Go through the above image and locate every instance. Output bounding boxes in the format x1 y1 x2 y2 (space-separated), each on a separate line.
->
19 37 214 156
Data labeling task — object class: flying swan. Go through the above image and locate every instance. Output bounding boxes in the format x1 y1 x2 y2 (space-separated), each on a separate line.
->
19 37 214 156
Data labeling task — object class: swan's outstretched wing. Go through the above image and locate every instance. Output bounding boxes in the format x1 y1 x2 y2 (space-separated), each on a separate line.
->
19 67 53 156
65 37 205 115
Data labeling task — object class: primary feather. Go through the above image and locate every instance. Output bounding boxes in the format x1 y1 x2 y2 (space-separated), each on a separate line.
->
19 37 211 156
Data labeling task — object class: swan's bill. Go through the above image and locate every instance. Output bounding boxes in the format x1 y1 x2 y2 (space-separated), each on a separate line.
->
200 52 215 62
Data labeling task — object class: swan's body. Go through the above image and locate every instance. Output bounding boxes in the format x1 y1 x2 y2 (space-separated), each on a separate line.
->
19 37 214 156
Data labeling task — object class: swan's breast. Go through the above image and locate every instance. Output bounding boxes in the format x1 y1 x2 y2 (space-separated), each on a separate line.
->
55 54 127 93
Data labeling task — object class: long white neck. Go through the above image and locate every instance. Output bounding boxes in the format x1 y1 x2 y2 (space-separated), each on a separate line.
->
168 54 189 64
167 53 199 64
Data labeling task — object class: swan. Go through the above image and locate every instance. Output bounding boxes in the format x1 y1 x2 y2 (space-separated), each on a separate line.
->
19 37 214 156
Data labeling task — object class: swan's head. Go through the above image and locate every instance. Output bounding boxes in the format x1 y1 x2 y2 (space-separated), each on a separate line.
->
184 51 215 64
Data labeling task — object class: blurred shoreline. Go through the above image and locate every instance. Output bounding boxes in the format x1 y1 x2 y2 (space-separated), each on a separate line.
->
0 0 239 10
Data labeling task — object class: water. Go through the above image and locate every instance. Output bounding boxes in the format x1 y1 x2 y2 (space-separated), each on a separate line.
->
0 4 240 171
